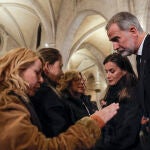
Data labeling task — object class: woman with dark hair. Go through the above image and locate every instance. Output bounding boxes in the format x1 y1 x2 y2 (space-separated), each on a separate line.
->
31 48 72 138
94 53 141 150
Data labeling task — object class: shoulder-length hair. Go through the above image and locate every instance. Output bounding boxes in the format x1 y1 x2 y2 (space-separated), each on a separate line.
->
57 70 80 92
0 48 43 103
103 53 137 100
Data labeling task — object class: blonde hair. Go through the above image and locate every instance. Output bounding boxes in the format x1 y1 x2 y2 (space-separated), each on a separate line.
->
0 48 42 103
57 70 80 92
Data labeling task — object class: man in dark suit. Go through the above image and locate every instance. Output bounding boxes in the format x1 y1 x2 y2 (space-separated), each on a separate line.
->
105 11 150 150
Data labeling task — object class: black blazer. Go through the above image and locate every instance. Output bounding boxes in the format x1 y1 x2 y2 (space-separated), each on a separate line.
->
138 34 150 116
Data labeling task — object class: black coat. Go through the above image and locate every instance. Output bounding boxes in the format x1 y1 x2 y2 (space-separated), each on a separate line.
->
31 80 74 138
138 34 150 116
93 77 141 150
61 91 96 123
137 34 150 149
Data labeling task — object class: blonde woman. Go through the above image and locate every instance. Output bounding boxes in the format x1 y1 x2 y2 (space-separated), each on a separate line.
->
57 70 96 123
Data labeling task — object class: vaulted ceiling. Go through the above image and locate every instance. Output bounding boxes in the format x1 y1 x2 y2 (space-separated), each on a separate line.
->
0 0 150 104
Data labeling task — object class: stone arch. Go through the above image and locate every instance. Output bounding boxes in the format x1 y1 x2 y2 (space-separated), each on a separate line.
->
61 9 107 67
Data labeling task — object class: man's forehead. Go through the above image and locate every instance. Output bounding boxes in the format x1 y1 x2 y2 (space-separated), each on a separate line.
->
107 24 122 40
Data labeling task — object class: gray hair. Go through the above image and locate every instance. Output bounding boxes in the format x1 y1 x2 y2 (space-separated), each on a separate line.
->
106 12 143 32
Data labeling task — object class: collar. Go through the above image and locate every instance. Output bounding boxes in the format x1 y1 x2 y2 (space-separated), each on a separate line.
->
137 34 148 55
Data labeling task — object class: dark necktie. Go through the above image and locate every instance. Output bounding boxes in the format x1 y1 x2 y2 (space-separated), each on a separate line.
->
136 55 141 76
